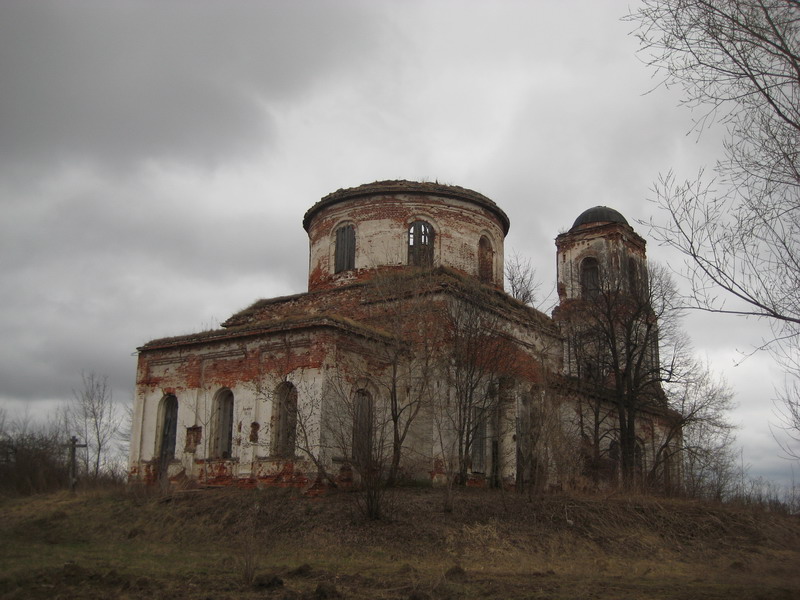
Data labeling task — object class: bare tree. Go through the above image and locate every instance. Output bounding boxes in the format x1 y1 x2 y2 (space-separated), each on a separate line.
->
655 357 738 495
628 0 800 444
69 372 121 481
773 367 800 459
516 379 582 497
433 277 523 509
292 377 338 488
504 251 541 307
365 268 441 486
562 263 688 490
563 258 738 493
321 365 393 520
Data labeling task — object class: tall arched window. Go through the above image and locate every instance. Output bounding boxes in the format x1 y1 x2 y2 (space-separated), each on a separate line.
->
334 224 355 273
580 257 600 298
352 389 374 470
271 382 297 458
408 221 434 267
478 236 493 283
157 394 178 476
210 388 234 459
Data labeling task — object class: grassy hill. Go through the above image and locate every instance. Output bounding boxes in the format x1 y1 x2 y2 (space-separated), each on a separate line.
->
1 486 799 599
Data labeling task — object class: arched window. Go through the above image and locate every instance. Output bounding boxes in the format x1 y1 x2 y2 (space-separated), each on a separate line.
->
271 382 297 458
157 394 178 475
408 221 434 267
210 388 234 459
478 236 493 283
580 257 600 298
352 389 374 470
334 224 355 273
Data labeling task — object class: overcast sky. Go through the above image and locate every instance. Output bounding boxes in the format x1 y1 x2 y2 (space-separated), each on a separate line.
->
1 0 795 486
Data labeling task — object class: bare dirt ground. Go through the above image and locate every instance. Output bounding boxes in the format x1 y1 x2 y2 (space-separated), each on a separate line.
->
1 486 799 599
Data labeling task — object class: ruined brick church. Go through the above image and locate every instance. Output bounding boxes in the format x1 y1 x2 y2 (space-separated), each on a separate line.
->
129 181 680 491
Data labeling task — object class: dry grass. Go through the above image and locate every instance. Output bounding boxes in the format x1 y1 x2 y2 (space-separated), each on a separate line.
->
1 486 799 599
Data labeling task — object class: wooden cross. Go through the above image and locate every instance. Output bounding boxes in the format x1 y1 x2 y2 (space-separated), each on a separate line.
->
68 436 87 493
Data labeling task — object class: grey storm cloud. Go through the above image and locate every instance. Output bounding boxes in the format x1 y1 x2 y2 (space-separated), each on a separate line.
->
0 1 385 170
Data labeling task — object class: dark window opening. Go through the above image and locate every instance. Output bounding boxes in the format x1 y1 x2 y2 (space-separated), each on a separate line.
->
210 389 234 459
478 236 493 283
580 257 600 298
408 221 434 267
271 382 297 458
157 395 178 477
249 422 260 443
352 389 374 470
471 407 487 473
628 258 639 296
184 425 202 453
334 224 355 273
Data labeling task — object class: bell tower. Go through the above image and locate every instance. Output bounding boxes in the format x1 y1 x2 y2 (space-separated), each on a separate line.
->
554 206 647 307
552 206 653 382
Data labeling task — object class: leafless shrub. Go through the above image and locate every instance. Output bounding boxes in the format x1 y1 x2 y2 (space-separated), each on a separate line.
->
504 251 540 307
0 407 69 495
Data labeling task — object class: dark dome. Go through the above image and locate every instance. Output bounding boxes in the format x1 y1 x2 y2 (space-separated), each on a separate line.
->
571 206 628 230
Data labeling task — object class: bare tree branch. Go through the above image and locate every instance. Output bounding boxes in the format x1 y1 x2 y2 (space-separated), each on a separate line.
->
628 0 800 452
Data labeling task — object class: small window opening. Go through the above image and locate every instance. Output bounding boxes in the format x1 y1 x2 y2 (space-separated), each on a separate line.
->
478 236 493 283
210 389 234 459
408 221 434 267
334 224 355 273
184 425 202 453
271 382 297 458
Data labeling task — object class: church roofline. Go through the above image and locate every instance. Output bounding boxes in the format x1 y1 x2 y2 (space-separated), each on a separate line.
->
226 266 557 336
302 180 510 235
137 314 395 352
